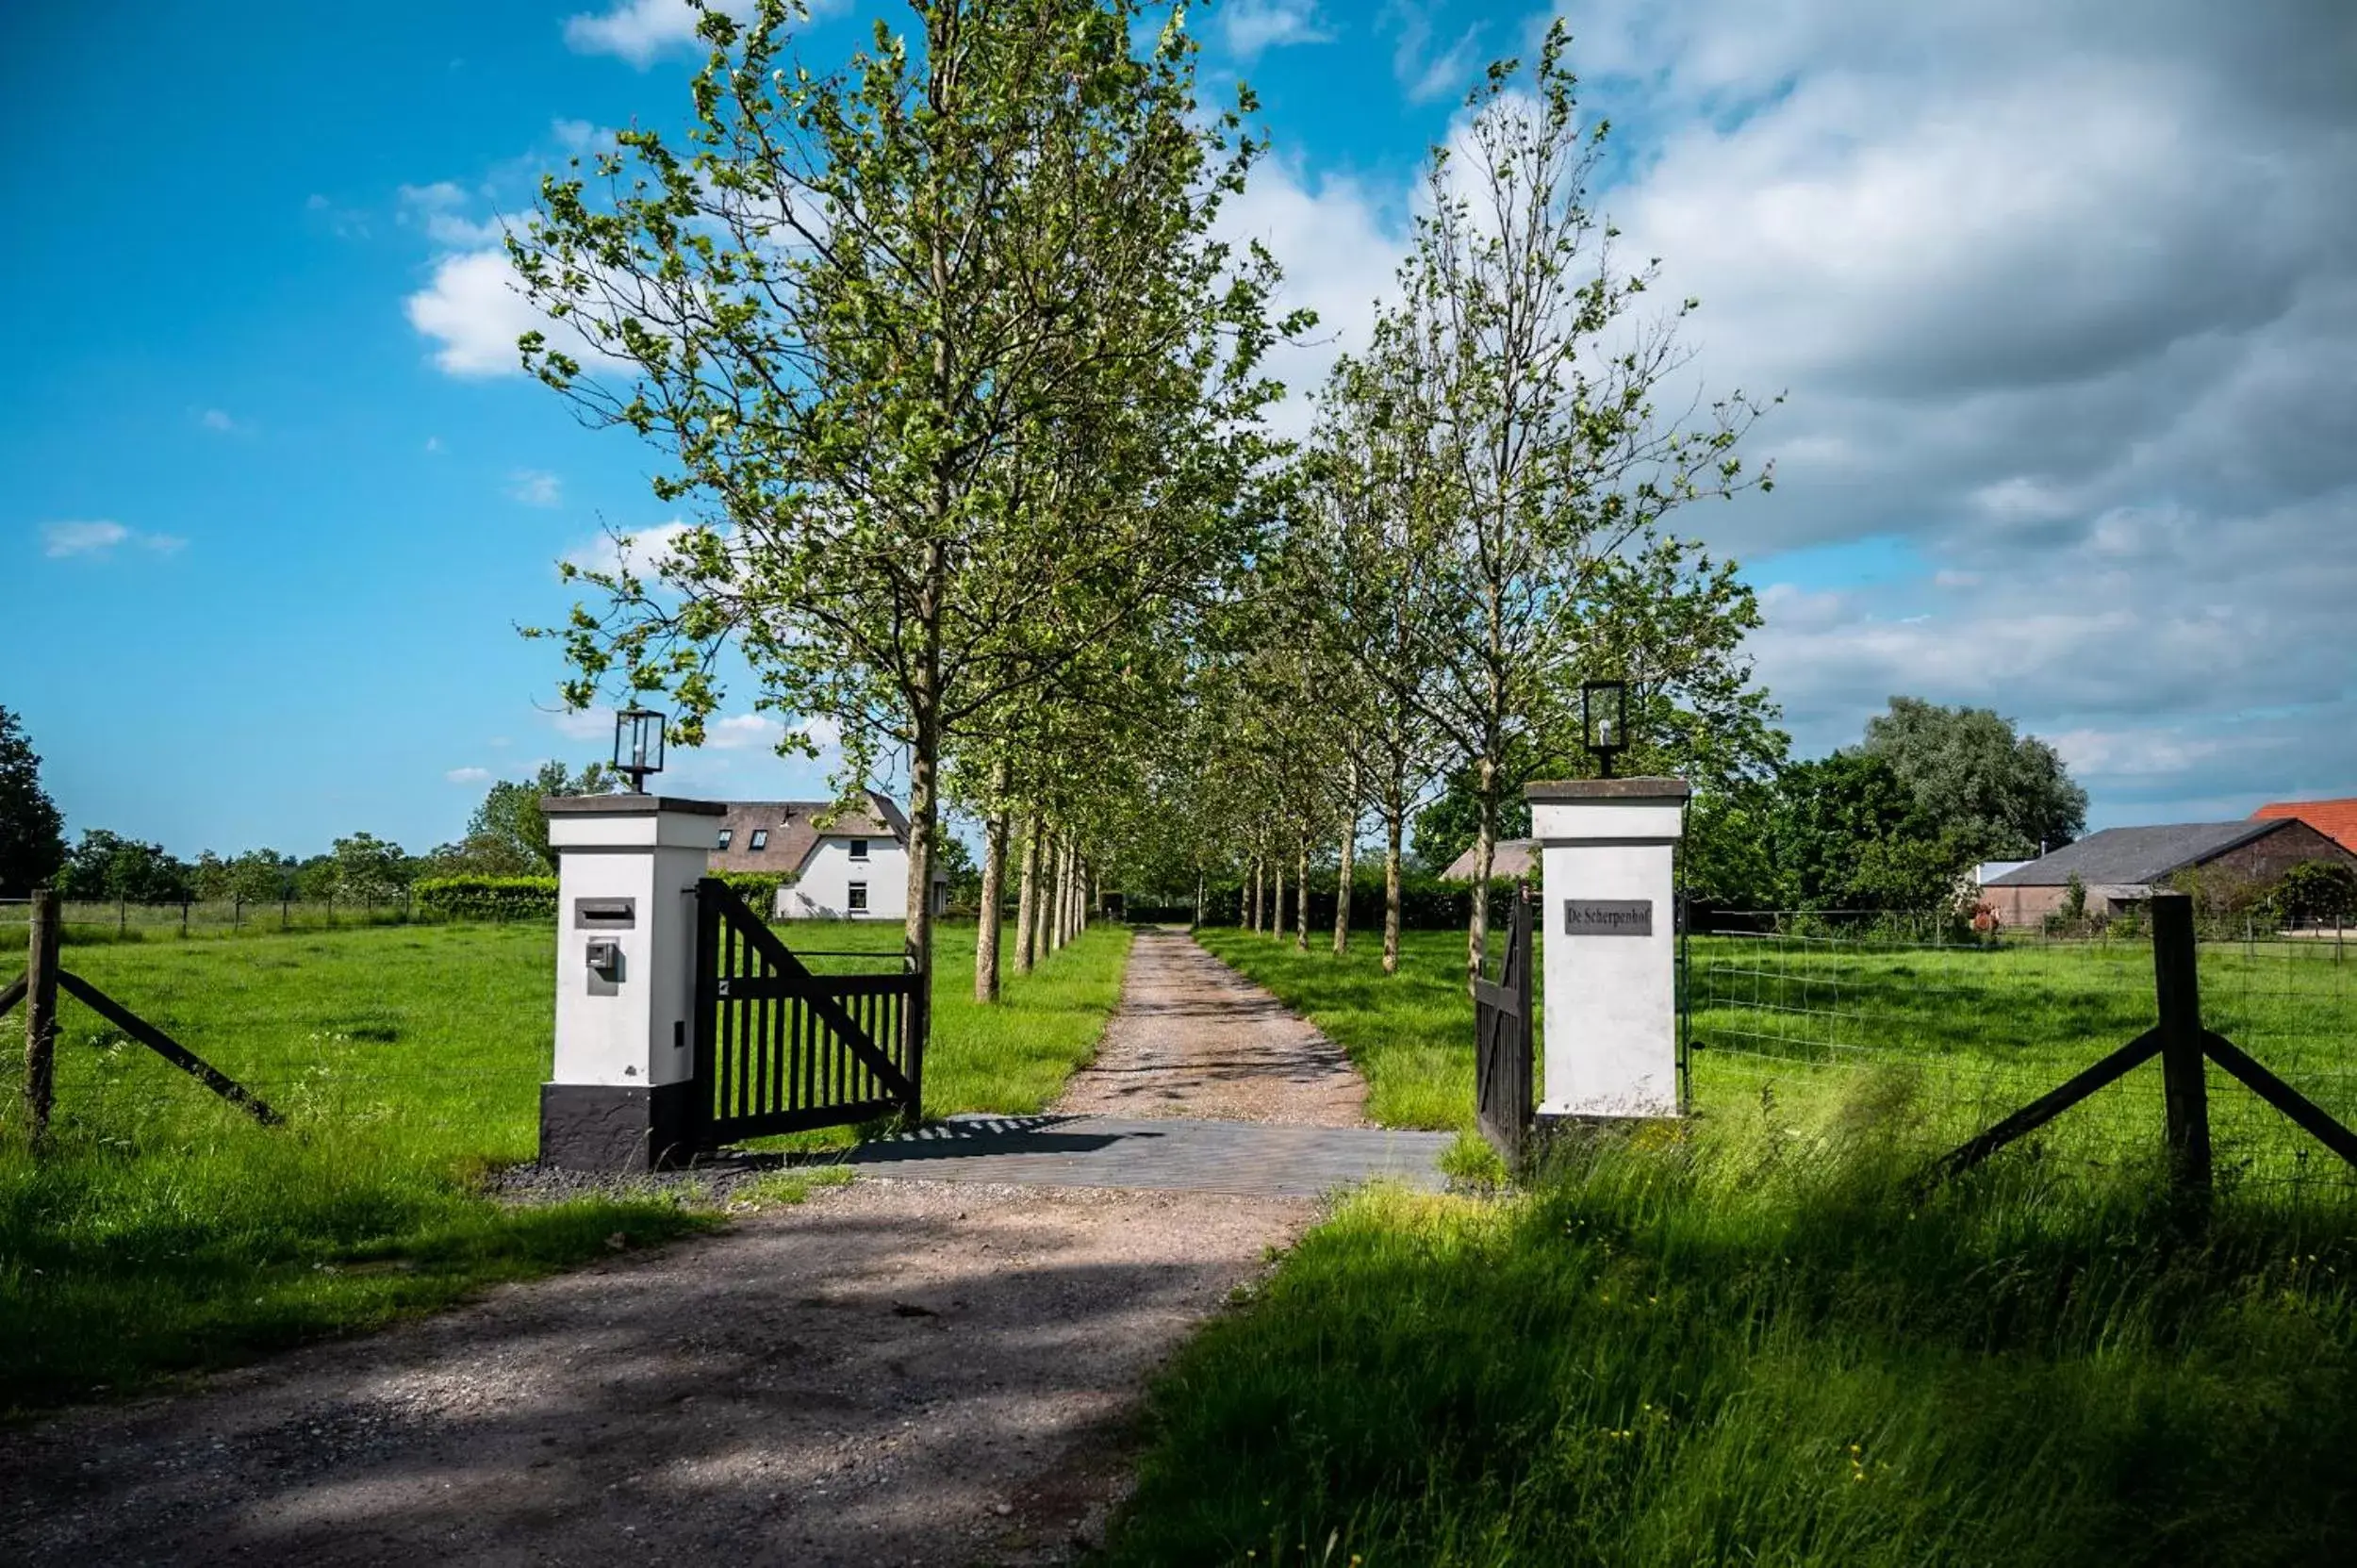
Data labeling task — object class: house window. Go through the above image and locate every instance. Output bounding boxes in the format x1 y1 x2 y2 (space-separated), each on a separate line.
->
716 828 733 850
849 838 869 861
749 829 768 850
847 882 868 913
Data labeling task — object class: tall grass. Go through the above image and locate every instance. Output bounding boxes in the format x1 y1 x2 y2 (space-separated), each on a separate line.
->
1200 926 2357 1189
1103 1074 2357 1566
0 917 1129 1414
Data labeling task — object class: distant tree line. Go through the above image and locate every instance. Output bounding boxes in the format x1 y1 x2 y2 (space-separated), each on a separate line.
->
0 709 636 907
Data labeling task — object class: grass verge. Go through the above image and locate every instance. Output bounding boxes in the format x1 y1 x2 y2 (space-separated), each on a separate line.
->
1101 1077 2357 1567
0 917 1129 1415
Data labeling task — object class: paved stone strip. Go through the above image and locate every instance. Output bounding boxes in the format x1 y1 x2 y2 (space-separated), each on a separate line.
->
846 1113 1454 1198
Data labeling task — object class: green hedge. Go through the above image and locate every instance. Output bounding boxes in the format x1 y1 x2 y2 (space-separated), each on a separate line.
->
714 871 784 912
415 870 786 922
412 875 558 921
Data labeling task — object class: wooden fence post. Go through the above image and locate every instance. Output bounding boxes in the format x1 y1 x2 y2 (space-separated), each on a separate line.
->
2151 892 2211 1203
24 889 60 1150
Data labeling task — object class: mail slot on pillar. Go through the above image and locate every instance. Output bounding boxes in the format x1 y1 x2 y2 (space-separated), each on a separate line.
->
1525 778 1689 1120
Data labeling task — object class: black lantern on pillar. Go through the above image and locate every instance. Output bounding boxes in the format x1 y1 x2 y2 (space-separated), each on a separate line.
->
613 706 667 793
1581 679 1628 779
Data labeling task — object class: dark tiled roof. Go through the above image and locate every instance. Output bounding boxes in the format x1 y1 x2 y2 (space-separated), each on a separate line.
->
1986 821 2288 887
708 790 905 876
2255 798 2357 853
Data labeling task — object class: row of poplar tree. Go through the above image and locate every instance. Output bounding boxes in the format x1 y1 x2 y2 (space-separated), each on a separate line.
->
517 1 1779 1001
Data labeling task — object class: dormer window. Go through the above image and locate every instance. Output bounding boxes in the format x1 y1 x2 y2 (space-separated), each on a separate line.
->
849 838 869 861
716 828 733 850
749 829 769 850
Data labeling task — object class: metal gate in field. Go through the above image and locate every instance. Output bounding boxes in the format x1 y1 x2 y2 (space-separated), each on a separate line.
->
691 878 925 1146
1473 885 1536 1164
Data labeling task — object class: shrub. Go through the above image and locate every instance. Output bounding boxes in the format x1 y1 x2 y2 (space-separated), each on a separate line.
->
714 870 785 914
411 875 558 921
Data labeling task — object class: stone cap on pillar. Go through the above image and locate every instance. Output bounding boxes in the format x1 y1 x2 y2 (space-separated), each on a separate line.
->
1525 777 1689 842
543 794 726 850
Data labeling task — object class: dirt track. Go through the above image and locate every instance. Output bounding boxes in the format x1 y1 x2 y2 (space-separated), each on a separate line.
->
1051 928 1368 1126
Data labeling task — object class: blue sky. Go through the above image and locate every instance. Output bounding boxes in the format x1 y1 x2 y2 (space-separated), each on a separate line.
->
8 1 2354 860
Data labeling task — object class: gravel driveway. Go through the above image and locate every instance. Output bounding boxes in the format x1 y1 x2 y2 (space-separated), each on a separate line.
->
0 929 1376 1566
0 1181 1309 1566
1050 928 1367 1126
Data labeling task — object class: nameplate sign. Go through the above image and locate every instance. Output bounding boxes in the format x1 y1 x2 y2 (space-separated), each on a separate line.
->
1563 899 1653 936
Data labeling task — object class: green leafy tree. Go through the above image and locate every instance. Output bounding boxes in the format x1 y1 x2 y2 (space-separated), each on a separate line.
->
1376 24 1774 987
514 0 1298 982
1858 696 2087 860
58 830 193 903
1413 760 1533 876
328 833 412 903
0 705 66 894
1762 751 1965 913
2273 861 2357 925
459 760 623 874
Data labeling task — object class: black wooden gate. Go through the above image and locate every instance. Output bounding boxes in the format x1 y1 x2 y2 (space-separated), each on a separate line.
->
691 878 925 1146
1473 885 1535 1164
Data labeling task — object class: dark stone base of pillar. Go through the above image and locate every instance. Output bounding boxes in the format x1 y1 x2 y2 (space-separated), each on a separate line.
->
538 1081 701 1171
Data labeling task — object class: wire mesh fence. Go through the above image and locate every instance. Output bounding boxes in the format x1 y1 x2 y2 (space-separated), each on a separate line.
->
1687 911 2357 1197
0 894 506 942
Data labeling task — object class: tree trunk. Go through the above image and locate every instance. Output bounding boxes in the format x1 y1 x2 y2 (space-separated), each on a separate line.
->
1014 817 1040 976
1273 859 1284 941
1333 801 1356 956
1051 835 1070 951
974 766 1011 1004
1465 756 1498 994
1294 843 1310 951
1195 868 1206 930
1383 805 1405 976
1248 857 1261 932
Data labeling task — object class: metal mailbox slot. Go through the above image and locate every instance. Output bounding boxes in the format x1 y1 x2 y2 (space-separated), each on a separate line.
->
574 898 636 930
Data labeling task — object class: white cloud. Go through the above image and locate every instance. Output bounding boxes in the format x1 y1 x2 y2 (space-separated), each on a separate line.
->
1384 4 1483 105
404 250 545 377
1218 1 1333 59
424 436 444 454
707 713 784 750
562 0 769 66
398 181 508 249
198 407 239 433
41 520 186 559
508 469 564 507
1530 0 2357 820
561 519 701 579
1214 158 1411 435
445 766 493 784
551 118 617 156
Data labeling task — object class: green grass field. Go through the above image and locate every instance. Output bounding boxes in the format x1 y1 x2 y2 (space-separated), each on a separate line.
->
1198 924 2357 1185
1111 924 2357 1567
0 917 1128 1415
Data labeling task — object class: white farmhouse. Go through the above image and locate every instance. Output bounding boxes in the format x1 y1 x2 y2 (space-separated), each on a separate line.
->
707 791 947 920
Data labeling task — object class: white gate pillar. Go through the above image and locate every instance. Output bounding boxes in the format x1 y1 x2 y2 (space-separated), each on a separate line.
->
1526 778 1689 1119
538 795 724 1170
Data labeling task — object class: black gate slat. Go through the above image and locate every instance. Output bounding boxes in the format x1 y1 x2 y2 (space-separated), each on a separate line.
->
717 919 735 1121
756 946 774 1116
688 879 921 1150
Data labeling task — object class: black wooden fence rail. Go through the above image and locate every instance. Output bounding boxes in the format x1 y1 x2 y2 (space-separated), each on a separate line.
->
1926 891 2357 1200
5 890 279 1147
